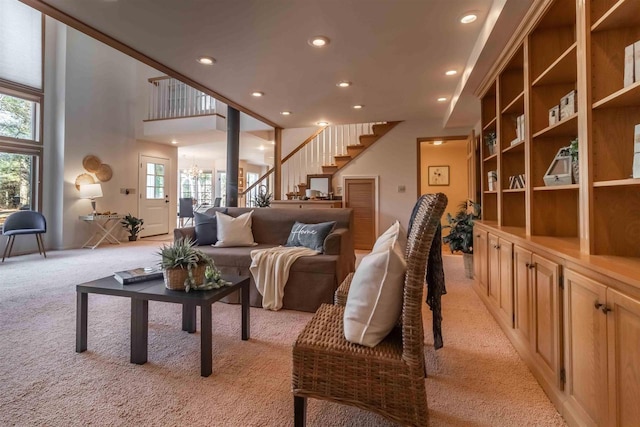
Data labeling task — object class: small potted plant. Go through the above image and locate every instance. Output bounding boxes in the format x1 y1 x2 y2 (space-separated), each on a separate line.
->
443 200 481 279
121 214 144 241
253 185 272 207
158 238 227 292
485 132 497 156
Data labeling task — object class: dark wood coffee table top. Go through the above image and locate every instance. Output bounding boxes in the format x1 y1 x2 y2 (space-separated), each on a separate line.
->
77 274 249 305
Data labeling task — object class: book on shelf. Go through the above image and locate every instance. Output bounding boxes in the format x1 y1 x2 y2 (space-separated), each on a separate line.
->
624 43 635 87
114 267 163 285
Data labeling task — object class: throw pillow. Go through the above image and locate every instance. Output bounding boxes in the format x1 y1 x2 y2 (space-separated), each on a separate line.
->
372 220 406 254
194 210 227 246
343 221 406 347
214 210 257 247
285 221 336 253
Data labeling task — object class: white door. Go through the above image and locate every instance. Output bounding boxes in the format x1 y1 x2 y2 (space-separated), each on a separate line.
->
139 155 170 237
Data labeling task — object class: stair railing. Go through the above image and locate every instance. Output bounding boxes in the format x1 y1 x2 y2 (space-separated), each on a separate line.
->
281 122 384 196
147 76 223 120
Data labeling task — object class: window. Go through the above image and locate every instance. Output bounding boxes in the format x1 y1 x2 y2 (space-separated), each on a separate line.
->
0 1 44 223
179 170 212 205
146 163 165 199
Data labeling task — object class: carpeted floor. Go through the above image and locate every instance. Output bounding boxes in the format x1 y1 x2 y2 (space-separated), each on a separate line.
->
0 240 566 426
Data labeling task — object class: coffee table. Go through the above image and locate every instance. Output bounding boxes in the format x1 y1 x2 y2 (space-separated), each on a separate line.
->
76 274 250 377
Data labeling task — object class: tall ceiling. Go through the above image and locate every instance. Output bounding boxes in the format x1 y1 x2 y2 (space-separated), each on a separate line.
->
30 0 534 130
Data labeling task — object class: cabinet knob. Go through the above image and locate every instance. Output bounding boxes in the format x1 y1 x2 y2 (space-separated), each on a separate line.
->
594 301 604 310
601 306 612 314
526 262 535 270
495 245 501 249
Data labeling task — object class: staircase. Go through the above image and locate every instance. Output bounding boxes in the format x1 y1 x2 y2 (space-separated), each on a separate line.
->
320 122 401 174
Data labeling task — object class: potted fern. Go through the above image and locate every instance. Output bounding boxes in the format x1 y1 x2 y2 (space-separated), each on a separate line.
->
121 214 144 241
443 200 481 279
253 185 272 207
158 238 227 292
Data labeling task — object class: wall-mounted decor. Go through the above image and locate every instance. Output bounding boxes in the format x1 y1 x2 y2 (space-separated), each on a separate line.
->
95 163 113 182
82 155 101 173
428 165 449 186
75 173 95 190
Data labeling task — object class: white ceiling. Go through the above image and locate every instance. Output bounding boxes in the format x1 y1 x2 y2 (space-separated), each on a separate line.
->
35 0 534 130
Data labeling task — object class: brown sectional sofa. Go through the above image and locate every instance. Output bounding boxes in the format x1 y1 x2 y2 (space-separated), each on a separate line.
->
173 207 355 312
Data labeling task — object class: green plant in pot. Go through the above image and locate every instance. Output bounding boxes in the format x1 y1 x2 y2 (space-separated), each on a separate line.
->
158 237 228 292
253 184 272 207
443 200 481 279
121 214 144 241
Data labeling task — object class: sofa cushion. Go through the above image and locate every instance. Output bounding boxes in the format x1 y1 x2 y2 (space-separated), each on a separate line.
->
214 210 257 247
343 221 406 347
194 209 227 245
286 221 336 253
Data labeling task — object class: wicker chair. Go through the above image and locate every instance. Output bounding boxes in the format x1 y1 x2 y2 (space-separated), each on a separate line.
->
292 193 447 426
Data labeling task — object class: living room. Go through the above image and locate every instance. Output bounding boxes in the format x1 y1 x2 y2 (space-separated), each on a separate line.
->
3 0 639 426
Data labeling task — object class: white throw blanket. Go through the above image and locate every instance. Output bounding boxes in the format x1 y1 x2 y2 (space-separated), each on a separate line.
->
250 246 318 311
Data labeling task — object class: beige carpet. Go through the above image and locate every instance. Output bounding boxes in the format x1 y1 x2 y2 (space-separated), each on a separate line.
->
0 241 565 426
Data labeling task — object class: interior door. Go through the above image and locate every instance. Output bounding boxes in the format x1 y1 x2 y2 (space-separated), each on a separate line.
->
139 155 170 237
344 177 376 250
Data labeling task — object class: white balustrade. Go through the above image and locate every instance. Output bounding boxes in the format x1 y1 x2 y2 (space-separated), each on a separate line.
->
147 77 219 120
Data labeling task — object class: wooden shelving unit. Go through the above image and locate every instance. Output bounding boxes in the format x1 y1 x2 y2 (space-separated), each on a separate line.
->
474 1 640 426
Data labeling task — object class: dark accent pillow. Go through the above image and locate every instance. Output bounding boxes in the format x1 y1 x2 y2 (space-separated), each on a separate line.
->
285 221 336 253
194 209 227 245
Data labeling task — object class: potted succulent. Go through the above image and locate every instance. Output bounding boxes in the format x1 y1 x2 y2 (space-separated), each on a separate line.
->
121 214 144 241
443 200 481 279
158 237 228 292
253 184 272 207
485 132 497 156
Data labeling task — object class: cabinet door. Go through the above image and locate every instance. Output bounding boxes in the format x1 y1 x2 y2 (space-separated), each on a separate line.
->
488 234 500 305
606 289 640 427
564 269 608 427
531 253 562 389
473 228 488 295
513 245 532 344
497 238 514 327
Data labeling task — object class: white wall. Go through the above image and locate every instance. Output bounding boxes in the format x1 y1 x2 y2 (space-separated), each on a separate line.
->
40 22 177 250
282 126 317 158
334 119 471 234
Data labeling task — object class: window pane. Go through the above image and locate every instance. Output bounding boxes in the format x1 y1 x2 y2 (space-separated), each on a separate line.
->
146 188 154 199
146 175 154 186
0 0 42 89
155 176 164 187
146 163 154 174
155 164 164 175
0 152 33 226
0 93 36 140
155 188 163 199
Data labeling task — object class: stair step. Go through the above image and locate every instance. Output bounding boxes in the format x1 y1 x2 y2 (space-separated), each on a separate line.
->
322 165 338 173
346 145 366 157
372 121 400 137
334 155 352 168
359 134 377 146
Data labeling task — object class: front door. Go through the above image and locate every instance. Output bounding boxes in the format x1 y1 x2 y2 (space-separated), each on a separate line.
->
139 155 170 237
344 177 377 250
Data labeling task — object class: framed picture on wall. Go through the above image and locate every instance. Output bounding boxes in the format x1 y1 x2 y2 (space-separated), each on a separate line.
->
428 165 450 186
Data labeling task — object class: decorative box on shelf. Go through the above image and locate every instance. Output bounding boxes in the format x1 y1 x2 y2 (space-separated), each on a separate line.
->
487 171 498 191
509 174 525 189
633 124 640 179
543 147 572 186
549 105 560 126
559 90 576 120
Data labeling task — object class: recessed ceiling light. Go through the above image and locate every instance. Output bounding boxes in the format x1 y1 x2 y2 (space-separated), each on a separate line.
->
445 70 458 76
270 141 275 145
258 145 265 151
432 140 444 146
337 81 352 88
460 12 478 24
252 91 264 97
171 140 178 144
437 97 448 102
317 121 329 126
308 35 330 47
196 56 215 65
280 111 292 115
352 105 364 109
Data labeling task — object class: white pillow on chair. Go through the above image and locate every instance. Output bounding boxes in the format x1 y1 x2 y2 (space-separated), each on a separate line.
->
214 211 257 247
344 221 406 347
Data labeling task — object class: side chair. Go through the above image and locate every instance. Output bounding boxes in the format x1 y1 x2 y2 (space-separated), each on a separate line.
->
291 193 448 426
2 210 47 262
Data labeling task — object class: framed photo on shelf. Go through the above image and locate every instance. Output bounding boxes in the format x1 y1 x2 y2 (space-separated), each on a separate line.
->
428 165 450 186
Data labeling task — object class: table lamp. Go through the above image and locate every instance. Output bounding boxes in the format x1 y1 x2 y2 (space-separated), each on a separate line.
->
79 183 103 215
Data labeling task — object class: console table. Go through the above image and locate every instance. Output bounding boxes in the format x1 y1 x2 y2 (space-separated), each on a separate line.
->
79 214 124 249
